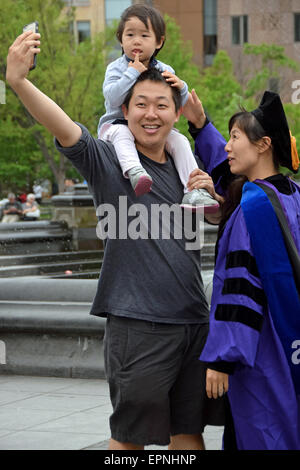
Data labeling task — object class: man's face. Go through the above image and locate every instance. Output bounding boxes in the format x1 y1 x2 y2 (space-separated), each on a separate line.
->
122 80 181 156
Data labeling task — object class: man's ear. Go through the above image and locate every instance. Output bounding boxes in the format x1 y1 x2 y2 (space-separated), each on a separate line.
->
122 104 129 121
174 107 182 123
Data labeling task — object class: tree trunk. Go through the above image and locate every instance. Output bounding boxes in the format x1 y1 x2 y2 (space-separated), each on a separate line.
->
32 129 66 194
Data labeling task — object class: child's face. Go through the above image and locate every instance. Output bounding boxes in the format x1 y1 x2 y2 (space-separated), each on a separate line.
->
121 16 164 66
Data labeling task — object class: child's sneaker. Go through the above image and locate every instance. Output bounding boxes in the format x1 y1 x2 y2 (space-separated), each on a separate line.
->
180 189 219 214
128 166 153 197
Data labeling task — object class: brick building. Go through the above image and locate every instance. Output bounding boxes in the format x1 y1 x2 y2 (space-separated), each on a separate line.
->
217 0 300 99
62 0 300 98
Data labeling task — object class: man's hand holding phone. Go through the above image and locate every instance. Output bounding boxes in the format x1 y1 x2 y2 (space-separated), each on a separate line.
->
6 29 40 86
6 25 82 149
23 21 39 70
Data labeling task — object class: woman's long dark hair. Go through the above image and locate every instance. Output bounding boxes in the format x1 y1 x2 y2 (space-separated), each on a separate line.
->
218 110 278 235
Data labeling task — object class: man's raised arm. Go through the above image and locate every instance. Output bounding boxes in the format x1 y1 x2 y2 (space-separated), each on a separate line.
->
6 31 82 148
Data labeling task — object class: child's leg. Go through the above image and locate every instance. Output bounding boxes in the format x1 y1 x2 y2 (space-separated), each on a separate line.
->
101 124 152 196
165 129 197 193
166 129 219 213
101 124 140 176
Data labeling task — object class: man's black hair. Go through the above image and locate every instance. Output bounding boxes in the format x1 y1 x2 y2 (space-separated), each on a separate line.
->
123 68 182 112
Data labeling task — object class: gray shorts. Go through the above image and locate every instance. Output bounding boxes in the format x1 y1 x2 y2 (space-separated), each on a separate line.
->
104 315 225 446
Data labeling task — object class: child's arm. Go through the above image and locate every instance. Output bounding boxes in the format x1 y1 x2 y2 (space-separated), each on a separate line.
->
6 32 82 148
103 55 144 108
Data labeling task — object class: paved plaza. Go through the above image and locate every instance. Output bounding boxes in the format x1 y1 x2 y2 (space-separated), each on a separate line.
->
0 374 224 450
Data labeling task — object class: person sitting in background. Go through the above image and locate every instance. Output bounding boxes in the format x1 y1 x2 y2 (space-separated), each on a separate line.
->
17 191 27 204
33 182 42 204
22 193 40 221
1 193 23 223
64 178 75 193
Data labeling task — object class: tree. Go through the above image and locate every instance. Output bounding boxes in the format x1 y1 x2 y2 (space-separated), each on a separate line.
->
157 17 244 141
243 43 300 99
196 50 244 138
0 0 113 194
157 15 202 143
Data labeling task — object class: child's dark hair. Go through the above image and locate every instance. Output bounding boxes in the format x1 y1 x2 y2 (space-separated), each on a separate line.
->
122 68 181 112
116 4 166 57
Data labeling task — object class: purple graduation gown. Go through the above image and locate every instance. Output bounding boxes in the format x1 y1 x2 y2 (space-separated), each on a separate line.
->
196 123 300 450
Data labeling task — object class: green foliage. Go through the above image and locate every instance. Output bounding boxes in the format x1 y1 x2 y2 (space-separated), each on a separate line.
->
196 50 243 138
0 0 113 194
243 43 300 99
1 8 299 193
157 16 202 143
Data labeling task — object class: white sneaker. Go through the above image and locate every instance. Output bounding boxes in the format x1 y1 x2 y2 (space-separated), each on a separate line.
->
128 166 153 197
180 189 219 213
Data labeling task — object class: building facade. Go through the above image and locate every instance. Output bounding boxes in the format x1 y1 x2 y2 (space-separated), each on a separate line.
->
152 0 206 66
217 0 300 99
62 0 300 98
63 0 132 42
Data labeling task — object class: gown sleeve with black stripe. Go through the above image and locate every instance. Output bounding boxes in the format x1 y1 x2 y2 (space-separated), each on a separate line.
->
196 124 300 450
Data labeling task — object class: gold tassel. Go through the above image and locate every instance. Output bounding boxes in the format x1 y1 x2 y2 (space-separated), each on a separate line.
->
290 131 299 171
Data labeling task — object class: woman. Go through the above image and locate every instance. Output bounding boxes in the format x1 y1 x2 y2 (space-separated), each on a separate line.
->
22 193 40 221
185 90 300 450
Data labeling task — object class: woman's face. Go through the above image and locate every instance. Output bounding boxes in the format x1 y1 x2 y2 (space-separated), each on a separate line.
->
225 125 260 180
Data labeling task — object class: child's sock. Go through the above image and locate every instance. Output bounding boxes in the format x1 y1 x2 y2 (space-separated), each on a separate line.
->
127 166 153 197
180 188 219 214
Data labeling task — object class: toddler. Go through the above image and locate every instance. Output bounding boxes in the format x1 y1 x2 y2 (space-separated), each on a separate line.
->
98 4 219 212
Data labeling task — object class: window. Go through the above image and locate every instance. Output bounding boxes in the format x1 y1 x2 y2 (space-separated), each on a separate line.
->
105 0 132 26
77 21 91 42
295 13 300 42
204 0 217 65
232 15 248 45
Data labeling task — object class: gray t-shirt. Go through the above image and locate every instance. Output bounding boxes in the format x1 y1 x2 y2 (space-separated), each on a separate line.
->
55 124 209 324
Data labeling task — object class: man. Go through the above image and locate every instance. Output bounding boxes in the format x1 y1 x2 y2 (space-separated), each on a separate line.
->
1 193 23 223
6 31 226 450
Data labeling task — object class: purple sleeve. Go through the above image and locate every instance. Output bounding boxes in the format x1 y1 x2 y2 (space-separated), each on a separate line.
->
200 208 265 368
194 122 229 195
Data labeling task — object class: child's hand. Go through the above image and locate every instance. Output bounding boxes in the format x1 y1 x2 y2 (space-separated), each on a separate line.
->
128 53 147 74
161 70 184 90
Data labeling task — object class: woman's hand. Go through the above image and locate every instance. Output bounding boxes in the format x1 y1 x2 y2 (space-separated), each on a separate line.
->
187 168 224 204
206 369 229 399
182 89 206 128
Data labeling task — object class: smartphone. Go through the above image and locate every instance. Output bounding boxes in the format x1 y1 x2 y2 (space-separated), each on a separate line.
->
23 21 39 70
